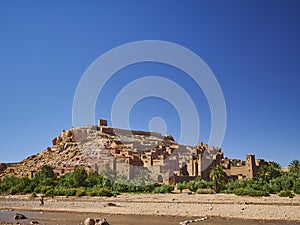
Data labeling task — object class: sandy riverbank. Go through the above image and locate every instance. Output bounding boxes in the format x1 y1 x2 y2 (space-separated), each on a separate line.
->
0 193 300 223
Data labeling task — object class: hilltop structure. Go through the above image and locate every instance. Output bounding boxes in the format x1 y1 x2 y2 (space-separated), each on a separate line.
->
0 119 268 184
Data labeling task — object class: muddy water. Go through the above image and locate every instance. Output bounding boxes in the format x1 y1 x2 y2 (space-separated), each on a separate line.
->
0 210 299 225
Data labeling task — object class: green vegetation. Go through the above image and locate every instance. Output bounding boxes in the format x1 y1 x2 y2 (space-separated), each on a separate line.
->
209 165 226 193
232 188 269 197
176 181 187 193
222 161 300 197
153 185 174 193
0 166 171 197
176 176 214 194
175 160 300 197
288 160 300 173
1 160 300 197
278 190 295 198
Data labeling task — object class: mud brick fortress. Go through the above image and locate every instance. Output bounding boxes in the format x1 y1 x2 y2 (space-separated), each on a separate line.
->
0 119 268 184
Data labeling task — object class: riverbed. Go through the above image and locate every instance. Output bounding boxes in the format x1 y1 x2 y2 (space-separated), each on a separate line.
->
1 210 299 225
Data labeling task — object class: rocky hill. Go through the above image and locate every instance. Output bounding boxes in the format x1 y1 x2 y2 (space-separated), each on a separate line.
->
0 119 210 183
1 119 265 184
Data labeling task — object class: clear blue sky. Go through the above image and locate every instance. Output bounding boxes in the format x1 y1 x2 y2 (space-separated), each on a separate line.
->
1 1 299 167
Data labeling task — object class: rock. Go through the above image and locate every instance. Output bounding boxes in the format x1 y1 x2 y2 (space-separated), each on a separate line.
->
92 218 110 225
84 217 95 225
52 137 57 145
164 135 175 141
98 219 110 225
30 220 40 224
14 213 27 219
106 202 117 207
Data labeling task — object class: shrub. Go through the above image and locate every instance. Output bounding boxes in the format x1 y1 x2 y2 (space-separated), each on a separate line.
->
293 179 300 194
234 188 269 197
39 186 53 194
197 180 210 189
177 182 187 193
98 188 113 197
112 181 129 193
294 188 300 195
86 190 98 196
76 188 86 197
187 181 199 192
278 190 295 198
8 187 17 195
266 182 281 194
52 188 65 196
154 185 174 193
44 188 55 197
64 188 77 197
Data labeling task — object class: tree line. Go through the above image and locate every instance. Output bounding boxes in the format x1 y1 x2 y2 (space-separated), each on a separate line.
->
0 165 174 197
176 160 300 197
0 160 299 198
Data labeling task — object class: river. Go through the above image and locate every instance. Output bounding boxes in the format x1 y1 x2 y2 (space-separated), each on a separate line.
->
1 210 299 225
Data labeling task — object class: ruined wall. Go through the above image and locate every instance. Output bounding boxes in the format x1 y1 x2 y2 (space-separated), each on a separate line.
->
224 155 258 179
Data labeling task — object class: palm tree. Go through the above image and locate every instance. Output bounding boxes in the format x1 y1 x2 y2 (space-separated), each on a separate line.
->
288 160 300 173
258 163 282 182
270 161 281 169
209 165 226 193
258 165 270 181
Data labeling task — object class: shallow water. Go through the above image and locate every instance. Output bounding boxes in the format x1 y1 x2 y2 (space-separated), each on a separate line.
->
0 210 299 225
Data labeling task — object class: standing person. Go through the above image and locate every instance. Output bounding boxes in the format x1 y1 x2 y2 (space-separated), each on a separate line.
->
39 196 44 206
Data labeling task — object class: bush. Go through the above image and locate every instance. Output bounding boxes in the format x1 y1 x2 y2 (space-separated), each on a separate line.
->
44 188 55 197
64 188 77 197
112 181 129 193
266 182 281 194
8 187 17 195
197 180 210 189
293 179 300 194
177 182 187 193
38 186 53 194
98 188 113 197
52 188 65 196
187 181 199 192
86 190 98 196
154 185 174 193
278 190 295 198
76 188 86 197
234 188 269 197
0 175 22 193
294 188 300 195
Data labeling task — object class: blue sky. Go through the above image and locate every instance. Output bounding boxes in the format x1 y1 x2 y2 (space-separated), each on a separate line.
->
0 1 299 167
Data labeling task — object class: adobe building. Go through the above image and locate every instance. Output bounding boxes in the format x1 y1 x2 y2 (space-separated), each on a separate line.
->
222 154 267 180
0 118 267 184
77 119 268 184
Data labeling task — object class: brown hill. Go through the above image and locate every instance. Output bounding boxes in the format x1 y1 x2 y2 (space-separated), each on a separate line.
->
0 119 264 184
0 120 203 182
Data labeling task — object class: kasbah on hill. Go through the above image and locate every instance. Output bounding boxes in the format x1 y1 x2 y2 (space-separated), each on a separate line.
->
0 119 272 184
